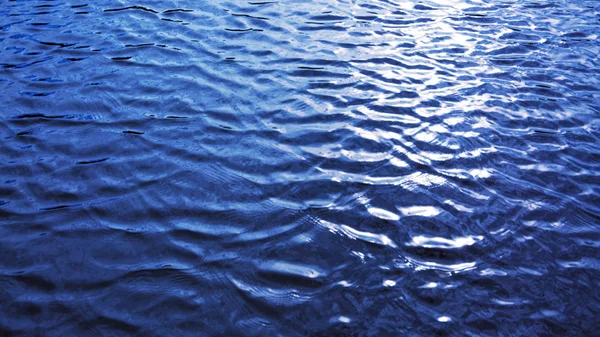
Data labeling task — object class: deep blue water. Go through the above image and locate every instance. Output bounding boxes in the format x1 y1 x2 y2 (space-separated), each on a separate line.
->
1 0 599 336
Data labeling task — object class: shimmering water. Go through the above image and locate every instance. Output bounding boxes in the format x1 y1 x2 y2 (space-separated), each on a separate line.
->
1 0 599 336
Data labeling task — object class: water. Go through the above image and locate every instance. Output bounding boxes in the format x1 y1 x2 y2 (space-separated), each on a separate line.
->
1 0 599 335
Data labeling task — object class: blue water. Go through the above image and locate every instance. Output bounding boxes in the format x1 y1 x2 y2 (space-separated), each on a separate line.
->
1 0 599 335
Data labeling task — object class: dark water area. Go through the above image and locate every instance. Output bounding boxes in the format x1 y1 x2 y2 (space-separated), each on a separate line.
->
1 0 599 335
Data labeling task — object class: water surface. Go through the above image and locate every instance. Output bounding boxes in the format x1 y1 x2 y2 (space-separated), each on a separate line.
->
1 0 599 336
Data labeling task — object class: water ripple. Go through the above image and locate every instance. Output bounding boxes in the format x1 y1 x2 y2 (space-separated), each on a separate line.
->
1 0 599 335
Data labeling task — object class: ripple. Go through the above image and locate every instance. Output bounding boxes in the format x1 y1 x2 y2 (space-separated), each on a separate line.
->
318 218 397 248
1 0 599 335
407 235 484 249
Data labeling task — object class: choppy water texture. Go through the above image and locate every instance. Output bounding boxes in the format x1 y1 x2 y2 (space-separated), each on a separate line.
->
1 0 599 336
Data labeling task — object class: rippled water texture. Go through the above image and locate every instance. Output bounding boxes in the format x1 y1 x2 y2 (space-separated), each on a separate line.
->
1 0 599 335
